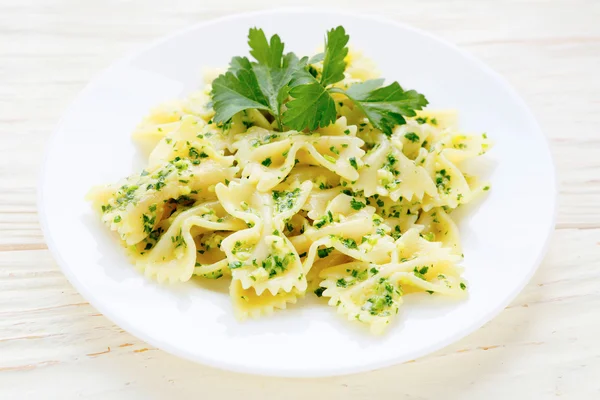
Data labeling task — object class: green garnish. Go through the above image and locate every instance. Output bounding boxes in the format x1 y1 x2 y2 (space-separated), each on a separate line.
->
404 132 420 143
211 26 428 134
262 253 294 278
350 197 366 210
317 247 334 258
272 187 301 213
341 237 358 249
229 261 243 269
349 157 358 170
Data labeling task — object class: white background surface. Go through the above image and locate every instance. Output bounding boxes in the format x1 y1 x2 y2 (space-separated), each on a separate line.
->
1 0 599 398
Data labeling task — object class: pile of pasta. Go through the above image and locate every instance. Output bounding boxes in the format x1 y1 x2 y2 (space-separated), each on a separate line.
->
88 51 491 334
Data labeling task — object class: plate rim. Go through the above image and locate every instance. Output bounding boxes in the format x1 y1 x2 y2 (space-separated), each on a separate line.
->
37 7 558 377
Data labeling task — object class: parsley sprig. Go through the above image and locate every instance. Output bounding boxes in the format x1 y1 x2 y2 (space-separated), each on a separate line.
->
211 26 428 135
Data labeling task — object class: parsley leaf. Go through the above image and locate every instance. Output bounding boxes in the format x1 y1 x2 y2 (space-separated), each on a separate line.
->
211 26 429 135
283 74 337 131
248 27 284 68
212 28 304 130
211 56 270 124
320 26 349 86
333 79 428 136
282 26 349 131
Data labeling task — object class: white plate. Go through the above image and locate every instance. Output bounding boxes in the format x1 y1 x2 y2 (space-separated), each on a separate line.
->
39 9 556 377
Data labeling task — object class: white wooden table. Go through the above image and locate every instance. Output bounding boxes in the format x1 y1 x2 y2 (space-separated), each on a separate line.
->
1 0 598 398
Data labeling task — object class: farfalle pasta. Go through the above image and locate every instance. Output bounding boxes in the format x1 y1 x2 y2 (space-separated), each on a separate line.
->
87 38 491 334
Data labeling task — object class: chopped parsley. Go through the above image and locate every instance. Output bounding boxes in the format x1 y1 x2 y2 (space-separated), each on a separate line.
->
349 157 358 170
336 278 348 288
314 210 334 228
435 169 451 194
317 247 334 258
340 237 358 249
262 253 294 278
413 266 429 279
272 188 301 213
171 229 186 248
350 197 366 210
362 278 401 316
261 157 272 167
404 132 420 143
142 213 156 234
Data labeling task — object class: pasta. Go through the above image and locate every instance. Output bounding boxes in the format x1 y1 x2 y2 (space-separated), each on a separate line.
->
87 47 491 334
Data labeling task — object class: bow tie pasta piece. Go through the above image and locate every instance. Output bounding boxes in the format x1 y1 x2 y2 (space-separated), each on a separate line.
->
316 227 464 333
216 180 312 295
131 201 245 283
131 100 196 155
88 155 238 246
307 253 353 293
303 232 395 277
131 200 244 255
315 116 358 137
131 89 220 155
416 208 462 254
232 127 365 191
215 179 312 229
318 262 404 334
148 116 235 167
299 135 365 182
223 230 308 295
350 134 437 202
232 128 297 191
387 228 464 294
368 195 420 237
393 227 449 260
193 231 238 280
391 119 437 160
230 279 302 320
421 151 473 210
304 193 383 242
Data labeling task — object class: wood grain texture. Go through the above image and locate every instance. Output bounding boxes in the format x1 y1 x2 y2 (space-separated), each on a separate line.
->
1 0 598 398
